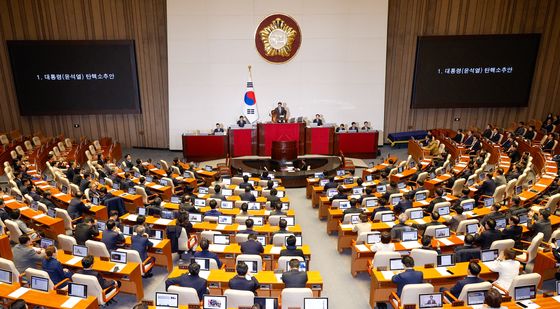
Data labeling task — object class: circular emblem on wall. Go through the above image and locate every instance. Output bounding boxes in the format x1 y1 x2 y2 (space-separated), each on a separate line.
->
255 14 301 64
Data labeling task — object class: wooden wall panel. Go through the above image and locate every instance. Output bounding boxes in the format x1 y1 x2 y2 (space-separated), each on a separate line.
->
0 0 168 148
384 0 560 137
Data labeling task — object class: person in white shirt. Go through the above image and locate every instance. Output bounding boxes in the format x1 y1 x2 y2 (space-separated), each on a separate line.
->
370 231 395 252
352 213 371 244
486 248 520 291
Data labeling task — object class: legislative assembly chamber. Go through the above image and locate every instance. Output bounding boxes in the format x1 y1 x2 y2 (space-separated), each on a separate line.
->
1 1 560 309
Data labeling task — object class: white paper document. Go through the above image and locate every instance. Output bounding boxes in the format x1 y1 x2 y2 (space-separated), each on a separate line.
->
126 214 138 222
380 271 395 280
435 267 452 276
8 287 29 298
355 244 370 252
66 257 84 265
199 271 210 280
401 241 422 249
154 218 172 225
61 297 82 308
438 238 454 246
269 247 282 254
32 214 47 220
215 224 226 231
208 244 227 252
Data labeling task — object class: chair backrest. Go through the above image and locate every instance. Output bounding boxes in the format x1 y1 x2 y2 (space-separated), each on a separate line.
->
170 166 181 176
32 136 41 146
162 177 175 191
373 210 394 221
361 197 378 207
58 234 77 253
93 140 102 150
65 138 72 148
88 145 96 155
388 168 398 177
0 258 20 283
456 219 479 234
276 256 304 272
58 142 66 152
4 220 22 242
15 145 25 156
168 286 200 305
508 273 541 296
281 288 313 309
273 233 295 247
25 268 54 291
224 289 255 308
489 239 515 255
416 172 428 183
399 283 434 306
433 202 451 214
516 173 527 187
24 140 33 151
493 184 506 204
372 251 402 268
236 254 263 272
134 186 148 204
85 240 110 258
235 233 249 243
178 227 189 251
104 177 114 188
201 231 221 243
505 179 517 198
85 150 93 161
451 178 466 196
424 224 447 237
388 193 403 206
55 208 74 232
526 232 543 262
69 183 80 196
268 215 286 226
457 281 492 302
545 193 560 213
160 160 169 171
550 228 560 242
342 213 361 224
410 249 438 266
116 248 146 274
72 273 106 305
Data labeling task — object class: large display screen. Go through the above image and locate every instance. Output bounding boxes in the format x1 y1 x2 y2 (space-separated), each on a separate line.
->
411 34 540 108
7 40 141 115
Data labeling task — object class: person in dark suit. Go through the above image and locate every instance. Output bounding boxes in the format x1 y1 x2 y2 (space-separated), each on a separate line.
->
475 219 502 250
213 123 224 134
514 122 527 136
502 215 523 249
507 196 528 219
454 234 481 262
39 191 57 210
131 225 154 262
78 255 121 291
165 262 208 300
312 114 323 126
508 145 521 164
382 182 400 200
238 219 258 235
228 262 259 293
469 137 482 154
204 199 222 217
282 258 308 288
74 217 99 245
463 131 474 146
452 129 464 143
238 175 254 190
371 198 391 219
240 187 256 202
392 256 423 297
479 204 504 227
524 126 537 140
447 262 484 298
98 187 114 206
267 189 281 204
489 128 501 143
542 134 556 151
137 176 153 196
237 116 248 127
527 208 552 241
240 234 264 255
66 161 80 185
323 177 338 190
393 192 413 215
343 198 363 216
193 239 223 268
426 189 446 214
329 186 348 203
275 102 287 123
101 219 125 251
79 173 92 194
280 235 305 259
67 192 90 220
136 159 148 175
481 124 492 139
42 246 73 288
475 173 497 199
210 185 226 201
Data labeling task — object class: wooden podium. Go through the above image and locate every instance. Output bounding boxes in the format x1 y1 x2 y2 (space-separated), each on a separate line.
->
271 140 298 161
257 122 305 156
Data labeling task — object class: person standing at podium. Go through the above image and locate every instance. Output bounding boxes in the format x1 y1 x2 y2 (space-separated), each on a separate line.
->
237 116 248 127
275 102 287 123
213 123 224 134
312 114 323 126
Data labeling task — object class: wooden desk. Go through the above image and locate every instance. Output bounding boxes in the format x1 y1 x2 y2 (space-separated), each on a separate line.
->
305 126 334 155
182 134 228 162
334 131 379 158
0 282 98 309
257 123 305 157
120 213 177 229
57 251 144 301
168 268 323 298
2 198 65 239
191 222 302 237
0 235 12 260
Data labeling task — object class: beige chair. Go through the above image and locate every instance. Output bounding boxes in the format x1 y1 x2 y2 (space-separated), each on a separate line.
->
361 197 378 207
103 177 114 188
273 233 295 247
167 286 200 306
85 240 110 258
117 248 154 276
550 228 560 242
134 186 156 204
160 160 170 171
65 138 72 148
57 235 77 253
201 231 222 243
505 179 517 199
448 178 466 196
25 268 68 291
388 193 403 206
494 273 541 297
236 254 263 272
490 239 515 255
24 140 33 151
424 224 447 237
373 210 394 221
235 233 250 243
170 166 181 175
342 213 362 224
93 140 102 152
55 208 78 235
281 288 313 309
493 184 507 204
416 172 428 183
4 220 23 243
456 219 479 235
372 251 402 269
543 193 560 214
410 249 438 266
268 215 286 226
390 283 434 309
514 232 543 272
454 282 493 302
276 256 304 272
224 289 255 308
72 273 120 306
163 177 183 195
0 258 22 284
0 135 9 146
331 199 348 209
178 227 189 252
32 136 41 147
69 183 80 196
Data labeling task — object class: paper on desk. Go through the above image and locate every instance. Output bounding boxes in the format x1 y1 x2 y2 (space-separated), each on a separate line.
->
208 244 226 252
149 239 162 247
438 238 454 246
8 287 29 298
149 168 158 171
456 235 465 241
54 193 66 197
463 211 474 217
66 257 83 265
435 267 452 276
275 273 283 283
385 222 395 228
2 195 10 199
552 295 560 303
443 196 452 201
126 214 138 222
39 185 50 190
19 206 29 211
340 224 354 229
536 183 547 188
199 271 210 280
401 241 422 249
269 247 282 254
264 210 271 215
355 244 370 252
414 219 426 225
154 218 172 225
517 300 540 309
395 173 404 177
215 224 226 231
380 271 395 280
32 214 47 220
419 200 429 205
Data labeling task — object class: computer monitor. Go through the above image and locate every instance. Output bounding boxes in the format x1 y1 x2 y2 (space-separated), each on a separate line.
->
389 258 404 270
381 213 394 222
218 215 233 225
338 201 351 210
418 293 443 308
40 238 54 249
467 178 474 186
161 210 174 220
319 179 329 186
514 285 536 301
128 187 136 195
68 283 88 299
466 290 486 305
159 179 167 186
203 295 227 309
519 213 529 224
194 199 206 207
402 230 418 242
220 201 233 209
434 227 450 239
189 213 203 223
314 172 324 179
137 207 146 216
91 196 100 205
222 178 231 185
391 196 401 205
97 221 106 231
248 202 261 210
336 170 345 176
352 187 364 195
213 234 230 245
61 185 68 194
527 179 534 186
145 176 153 183
193 258 210 271
366 175 373 182
122 225 133 236
247 180 255 186
285 235 303 247
281 202 290 211
249 216 264 226
155 292 179 308
415 192 427 202
479 173 486 181
276 190 285 198
556 280 560 295
170 196 180 204
366 233 381 244
327 189 337 198
222 189 233 196
343 178 353 185
0 269 12 284
73 245 88 257
303 298 328 309
409 161 416 168
436 254 455 267
397 166 404 174
436 205 450 216
515 185 523 195
284 217 295 226
495 218 507 230
365 199 378 207
254 297 279 309
198 186 209 194
466 223 478 235
250 190 259 198
151 230 163 240
30 201 39 211
204 165 213 172
484 197 494 207
256 235 267 246
285 260 307 272
397 182 406 189
350 215 360 224
47 208 56 218
376 185 386 193
481 249 498 262
244 260 258 273
112 183 120 190
409 210 424 220
30 276 49 292
110 251 127 264
461 201 474 211
429 172 436 179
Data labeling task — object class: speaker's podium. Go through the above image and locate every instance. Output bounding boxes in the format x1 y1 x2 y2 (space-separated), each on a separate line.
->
257 122 305 157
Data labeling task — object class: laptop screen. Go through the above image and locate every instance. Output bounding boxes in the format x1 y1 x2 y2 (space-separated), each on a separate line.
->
350 215 360 224
303 298 328 309
73 245 88 257
281 202 290 211
189 213 203 223
353 187 364 195
556 280 560 295
327 189 337 198
222 189 233 196
222 178 231 185
481 249 498 262
110 251 127 264
409 210 424 220
466 223 478 235
339 201 351 209
314 172 324 178
434 227 450 238
203 295 227 309
467 290 486 305
256 235 267 246
519 213 528 224
336 170 345 176
137 207 146 216
249 216 264 226
254 297 279 309
284 216 295 226
30 276 49 292
389 258 404 270
68 283 88 299
415 192 427 202
419 293 443 308
381 213 394 222
97 221 106 231
170 196 180 204
151 230 163 240
402 230 418 242
376 185 386 193
366 233 381 244
128 187 136 194
366 175 373 182
198 186 209 194
436 205 450 216
91 196 100 205
320 179 329 186
155 292 179 308
221 201 233 209
194 258 210 271
122 225 133 236
495 218 507 229
436 254 455 267
244 260 258 273
484 197 494 207
365 199 378 207
213 234 230 245
0 269 12 284
391 196 401 205
218 215 233 225
461 201 474 211
514 285 536 301
161 210 174 220
194 199 206 207
248 202 261 210
40 238 54 249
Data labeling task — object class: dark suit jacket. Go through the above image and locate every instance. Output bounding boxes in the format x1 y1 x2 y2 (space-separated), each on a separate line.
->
228 275 259 293
392 269 423 297
131 234 154 261
427 197 446 214
79 179 91 194
477 179 496 196
343 207 364 216
528 219 552 241
502 225 523 248
280 247 305 259
68 198 89 219
77 269 113 289
463 136 474 146
393 200 412 214
74 223 99 245
282 269 308 288
323 182 338 190
101 229 125 251
194 250 223 268
329 193 348 203
240 239 264 255
165 274 208 300
454 244 481 262
449 276 484 298
371 206 391 219
475 229 502 250
239 192 256 202
42 258 73 286
453 133 464 143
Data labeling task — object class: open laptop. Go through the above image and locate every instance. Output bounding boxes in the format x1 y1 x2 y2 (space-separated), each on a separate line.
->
303 297 328 309
256 235 267 246
418 293 443 308
97 221 106 231
415 191 427 202
218 215 233 225
73 245 88 257
243 260 258 273
376 185 386 194
466 290 486 306
436 205 450 216
254 297 279 309
203 295 227 309
30 276 49 292
249 216 264 226
220 200 233 209
161 210 174 220
68 282 88 299
514 285 536 301
366 232 381 244
389 258 404 271
365 199 378 207
495 217 507 230
481 249 498 262
170 196 180 204
110 251 127 264
213 234 230 245
466 223 478 235
155 292 179 308
461 201 474 211
434 227 450 239
189 213 203 223
248 202 261 210
381 213 395 222
0 269 12 284
40 238 54 249
150 230 163 240
338 201 351 210
194 199 206 207
402 230 418 243
198 186 209 194
283 216 295 226
193 258 211 271
483 197 494 207
122 225 133 236
409 209 424 220
436 254 455 267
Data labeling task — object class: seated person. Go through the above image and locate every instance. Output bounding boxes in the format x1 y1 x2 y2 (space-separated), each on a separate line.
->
420 235 439 253
527 208 552 242
238 219 257 235
392 256 423 297
391 214 414 241
9 299 27 309
74 217 100 245
228 261 259 293
165 262 208 300
10 209 36 236
454 234 481 262
42 246 73 288
282 258 308 288
371 197 391 219
101 219 125 251
484 288 504 309
193 239 223 268
382 181 400 200
131 225 154 264
426 189 446 214
370 231 395 252
501 215 522 249
210 185 226 201
485 248 520 291
237 116 248 127
240 234 264 255
267 188 281 204
329 186 348 202
146 197 163 217
239 187 256 202
474 219 502 250
108 210 123 230
134 215 151 236
348 122 359 131
446 205 466 231
343 198 364 216
312 114 323 126
272 219 291 237
335 124 346 133
352 213 371 241
137 176 153 196
447 261 484 298
479 204 503 227
362 121 372 131
78 255 121 292
280 235 305 259
269 201 286 216
213 123 224 134
12 235 44 273
393 192 413 215
204 199 222 217
238 175 254 190
67 192 90 219
323 177 338 190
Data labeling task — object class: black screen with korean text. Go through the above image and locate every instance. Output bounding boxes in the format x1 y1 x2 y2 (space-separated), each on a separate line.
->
411 34 540 108
7 40 141 115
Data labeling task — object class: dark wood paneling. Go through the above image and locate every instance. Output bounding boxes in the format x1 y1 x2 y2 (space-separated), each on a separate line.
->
384 0 560 136
0 0 168 148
